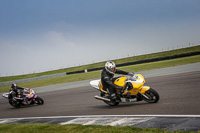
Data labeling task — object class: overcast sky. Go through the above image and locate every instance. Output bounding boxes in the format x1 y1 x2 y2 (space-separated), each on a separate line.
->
0 0 200 76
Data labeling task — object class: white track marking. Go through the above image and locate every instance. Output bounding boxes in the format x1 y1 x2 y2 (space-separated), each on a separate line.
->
108 117 154 126
60 117 155 126
0 120 8 124
60 118 97 125
1 115 200 126
0 119 18 124
1 114 200 123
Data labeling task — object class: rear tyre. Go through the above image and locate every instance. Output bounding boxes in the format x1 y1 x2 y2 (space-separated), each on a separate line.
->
11 100 21 108
9 99 14 106
104 100 119 106
14 104 21 108
143 88 159 103
35 96 44 105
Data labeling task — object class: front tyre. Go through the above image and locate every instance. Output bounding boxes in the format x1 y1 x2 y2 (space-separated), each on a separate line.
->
143 88 159 103
35 96 44 105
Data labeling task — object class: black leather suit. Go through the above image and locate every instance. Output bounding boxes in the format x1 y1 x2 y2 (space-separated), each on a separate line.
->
9 87 24 99
101 68 129 97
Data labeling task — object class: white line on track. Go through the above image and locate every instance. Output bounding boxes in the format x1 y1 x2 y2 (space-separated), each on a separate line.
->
108 117 155 126
1 115 200 121
59 117 155 126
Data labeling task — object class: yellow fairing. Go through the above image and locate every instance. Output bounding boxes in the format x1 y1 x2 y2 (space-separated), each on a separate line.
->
99 81 108 93
114 77 127 87
132 83 143 89
114 76 143 95
99 75 149 95
99 77 127 93
140 86 150 94
129 74 145 90
137 74 145 82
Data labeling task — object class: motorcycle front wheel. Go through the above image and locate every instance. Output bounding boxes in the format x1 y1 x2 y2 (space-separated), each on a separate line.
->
143 88 159 103
35 96 44 105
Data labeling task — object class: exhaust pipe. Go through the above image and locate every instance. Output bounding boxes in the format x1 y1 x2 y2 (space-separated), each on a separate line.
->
94 95 111 102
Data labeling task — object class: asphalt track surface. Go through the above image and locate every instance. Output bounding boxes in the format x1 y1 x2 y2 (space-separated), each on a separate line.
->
1 70 200 118
1 63 200 131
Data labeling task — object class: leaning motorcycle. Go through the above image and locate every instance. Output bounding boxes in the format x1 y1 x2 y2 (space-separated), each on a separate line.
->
3 88 44 108
90 74 159 106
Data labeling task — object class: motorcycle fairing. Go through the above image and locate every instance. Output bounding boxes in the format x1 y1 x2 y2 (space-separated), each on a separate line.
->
98 74 145 95
2 92 9 99
89 79 108 93
99 81 108 93
114 74 146 95
23 88 36 99
90 80 100 90
140 86 150 94
114 77 127 87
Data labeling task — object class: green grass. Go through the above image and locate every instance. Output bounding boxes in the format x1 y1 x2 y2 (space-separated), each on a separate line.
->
0 45 200 83
0 123 195 133
0 54 199 93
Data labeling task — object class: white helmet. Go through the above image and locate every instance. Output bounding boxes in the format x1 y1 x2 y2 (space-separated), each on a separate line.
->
105 61 116 74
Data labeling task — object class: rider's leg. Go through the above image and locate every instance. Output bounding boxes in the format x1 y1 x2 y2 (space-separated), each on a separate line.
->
107 87 117 100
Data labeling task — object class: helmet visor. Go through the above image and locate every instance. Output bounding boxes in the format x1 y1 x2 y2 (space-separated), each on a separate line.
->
110 68 115 72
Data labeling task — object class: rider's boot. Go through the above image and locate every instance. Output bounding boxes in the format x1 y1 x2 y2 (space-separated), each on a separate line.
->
111 93 117 100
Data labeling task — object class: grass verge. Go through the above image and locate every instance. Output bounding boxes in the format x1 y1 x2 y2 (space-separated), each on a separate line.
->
0 45 200 83
0 54 199 93
0 123 195 133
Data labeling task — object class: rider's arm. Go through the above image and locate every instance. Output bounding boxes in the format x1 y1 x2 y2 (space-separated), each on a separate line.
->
17 87 24 90
115 69 129 75
9 88 13 92
16 87 24 95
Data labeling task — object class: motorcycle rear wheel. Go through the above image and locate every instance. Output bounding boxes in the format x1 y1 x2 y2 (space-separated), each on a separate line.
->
143 88 159 103
10 100 21 108
104 100 119 106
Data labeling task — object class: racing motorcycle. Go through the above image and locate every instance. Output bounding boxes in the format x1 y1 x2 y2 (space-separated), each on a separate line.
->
90 74 159 106
3 88 44 108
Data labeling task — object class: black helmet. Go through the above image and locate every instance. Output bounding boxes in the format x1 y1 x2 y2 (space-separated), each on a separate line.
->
11 83 17 89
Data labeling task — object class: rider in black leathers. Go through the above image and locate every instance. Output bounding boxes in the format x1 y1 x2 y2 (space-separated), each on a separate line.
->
9 83 24 100
101 61 134 100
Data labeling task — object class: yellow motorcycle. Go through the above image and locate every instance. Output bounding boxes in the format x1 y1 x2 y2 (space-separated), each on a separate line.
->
90 74 159 106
